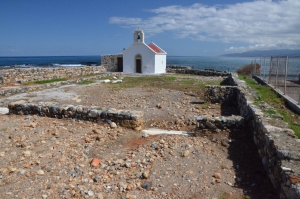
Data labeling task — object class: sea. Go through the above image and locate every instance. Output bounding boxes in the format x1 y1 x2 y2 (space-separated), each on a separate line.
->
0 55 299 79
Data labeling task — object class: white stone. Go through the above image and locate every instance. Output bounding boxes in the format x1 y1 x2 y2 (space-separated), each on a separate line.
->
100 79 110 83
23 151 31 157
281 166 292 172
37 170 44 175
142 129 193 136
110 122 117 128
0 108 9 115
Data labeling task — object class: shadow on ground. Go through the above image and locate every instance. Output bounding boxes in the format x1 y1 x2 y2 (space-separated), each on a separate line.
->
226 126 279 199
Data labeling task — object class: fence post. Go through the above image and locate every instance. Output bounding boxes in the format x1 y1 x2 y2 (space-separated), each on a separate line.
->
260 57 262 77
251 60 253 75
284 56 288 95
275 57 280 89
298 90 300 104
264 57 266 80
268 57 273 84
254 59 256 75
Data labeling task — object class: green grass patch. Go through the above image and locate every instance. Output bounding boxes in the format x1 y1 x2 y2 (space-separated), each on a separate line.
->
265 109 276 116
239 74 300 138
77 80 95 85
201 103 208 109
99 75 113 80
24 78 68 85
104 74 222 94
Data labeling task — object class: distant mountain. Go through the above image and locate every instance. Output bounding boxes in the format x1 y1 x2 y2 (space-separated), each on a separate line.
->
221 49 300 57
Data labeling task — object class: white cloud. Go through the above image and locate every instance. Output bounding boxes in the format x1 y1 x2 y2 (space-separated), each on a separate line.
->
109 0 300 52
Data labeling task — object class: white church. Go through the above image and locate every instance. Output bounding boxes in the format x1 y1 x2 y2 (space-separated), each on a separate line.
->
123 28 167 74
101 29 167 74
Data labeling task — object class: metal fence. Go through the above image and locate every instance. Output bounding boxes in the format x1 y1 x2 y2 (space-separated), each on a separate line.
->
255 57 300 103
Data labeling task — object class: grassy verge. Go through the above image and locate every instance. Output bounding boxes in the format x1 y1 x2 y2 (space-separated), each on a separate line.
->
24 78 68 85
238 74 300 138
104 74 222 94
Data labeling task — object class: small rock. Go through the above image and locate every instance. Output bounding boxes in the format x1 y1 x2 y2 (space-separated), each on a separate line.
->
93 175 101 182
37 170 44 175
226 181 233 186
126 193 136 199
119 181 128 191
221 139 229 147
23 150 31 157
42 194 48 199
142 170 150 179
91 158 100 167
156 104 162 109
8 166 17 173
151 142 159 149
131 162 137 167
87 190 94 196
141 181 152 190
124 162 131 168
289 175 300 184
110 122 117 128
20 169 27 175
29 122 37 128
214 172 222 179
182 150 190 157
92 129 101 134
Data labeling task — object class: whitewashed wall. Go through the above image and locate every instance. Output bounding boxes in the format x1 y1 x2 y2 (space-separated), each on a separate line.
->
154 54 166 73
123 43 155 74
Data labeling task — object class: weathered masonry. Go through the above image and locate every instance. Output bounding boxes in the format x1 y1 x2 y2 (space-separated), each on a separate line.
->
101 54 123 72
204 74 300 199
0 72 122 97
8 101 143 130
0 66 106 85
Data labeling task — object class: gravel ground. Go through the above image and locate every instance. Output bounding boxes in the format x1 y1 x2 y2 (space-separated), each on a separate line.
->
0 75 278 199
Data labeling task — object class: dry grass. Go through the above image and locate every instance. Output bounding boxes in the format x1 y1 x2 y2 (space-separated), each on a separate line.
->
236 64 261 76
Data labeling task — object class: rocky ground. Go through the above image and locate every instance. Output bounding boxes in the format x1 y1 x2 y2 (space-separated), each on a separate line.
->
0 74 278 199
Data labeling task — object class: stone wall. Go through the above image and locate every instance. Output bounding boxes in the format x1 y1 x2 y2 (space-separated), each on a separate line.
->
204 85 238 104
166 66 229 77
0 72 122 97
196 115 244 132
205 73 300 199
0 66 106 85
8 101 143 130
101 54 123 72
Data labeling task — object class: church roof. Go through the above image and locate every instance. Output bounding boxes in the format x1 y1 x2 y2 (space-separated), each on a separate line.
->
147 42 166 54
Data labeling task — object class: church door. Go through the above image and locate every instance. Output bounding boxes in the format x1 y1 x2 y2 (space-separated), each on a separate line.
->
135 54 142 73
136 59 142 73
117 57 123 72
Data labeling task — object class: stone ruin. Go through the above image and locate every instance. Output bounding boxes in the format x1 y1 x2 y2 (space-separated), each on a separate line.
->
204 74 300 199
2 65 300 198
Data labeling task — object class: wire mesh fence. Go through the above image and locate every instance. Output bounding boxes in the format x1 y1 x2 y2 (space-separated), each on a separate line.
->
257 57 300 104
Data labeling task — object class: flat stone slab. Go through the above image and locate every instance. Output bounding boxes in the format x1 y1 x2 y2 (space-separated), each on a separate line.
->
142 128 194 137
0 107 9 114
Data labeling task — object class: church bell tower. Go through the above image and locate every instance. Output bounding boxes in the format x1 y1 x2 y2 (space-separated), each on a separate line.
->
134 28 144 43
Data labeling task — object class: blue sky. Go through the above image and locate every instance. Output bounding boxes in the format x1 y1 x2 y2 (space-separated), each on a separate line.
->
1 0 299 56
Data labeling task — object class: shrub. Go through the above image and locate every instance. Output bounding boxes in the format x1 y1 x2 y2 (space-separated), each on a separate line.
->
236 63 260 76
